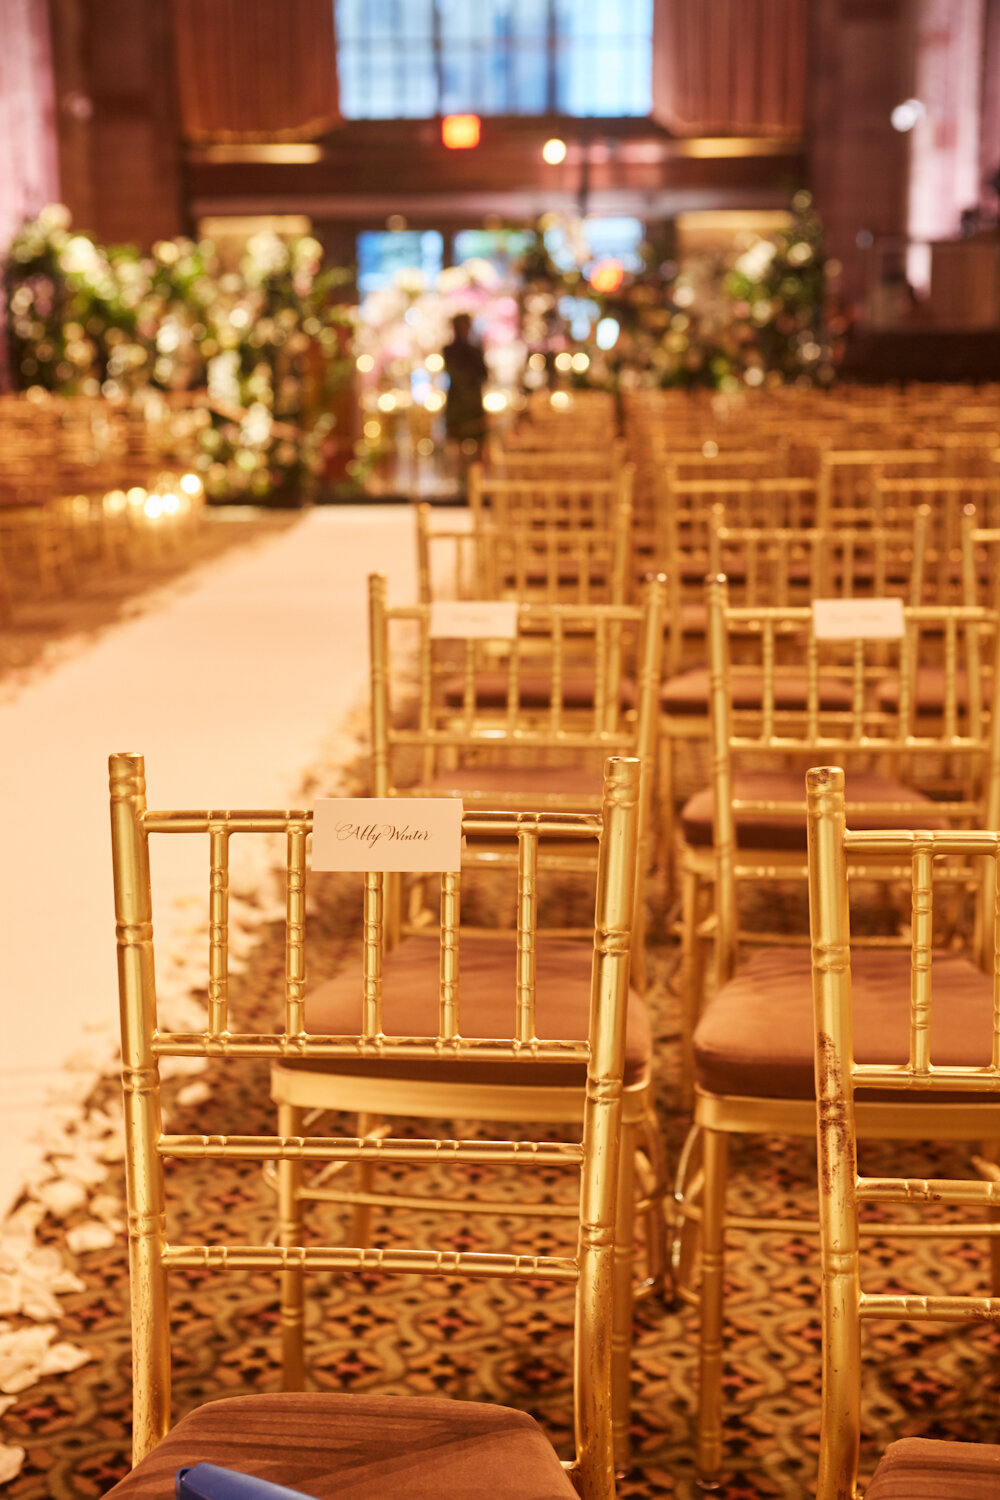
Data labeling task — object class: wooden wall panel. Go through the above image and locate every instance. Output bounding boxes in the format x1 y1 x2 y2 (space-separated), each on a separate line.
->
48 0 183 245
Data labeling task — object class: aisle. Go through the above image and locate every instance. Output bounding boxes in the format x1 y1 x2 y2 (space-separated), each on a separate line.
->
0 504 418 1217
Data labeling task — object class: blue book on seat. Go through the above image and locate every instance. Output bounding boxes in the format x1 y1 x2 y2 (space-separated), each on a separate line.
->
176 1465 318 1499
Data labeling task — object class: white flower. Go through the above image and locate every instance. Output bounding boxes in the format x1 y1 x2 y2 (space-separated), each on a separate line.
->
734 239 777 281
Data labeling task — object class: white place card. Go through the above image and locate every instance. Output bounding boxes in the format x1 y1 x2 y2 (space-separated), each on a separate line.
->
812 596 905 641
312 797 463 872
429 599 519 639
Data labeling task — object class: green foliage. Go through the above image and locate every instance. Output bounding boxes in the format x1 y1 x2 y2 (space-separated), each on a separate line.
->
515 192 834 395
3 208 357 502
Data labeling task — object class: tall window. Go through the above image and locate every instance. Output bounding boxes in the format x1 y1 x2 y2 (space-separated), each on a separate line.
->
335 0 653 120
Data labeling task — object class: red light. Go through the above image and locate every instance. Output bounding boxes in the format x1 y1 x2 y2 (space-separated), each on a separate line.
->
442 114 481 149
589 258 624 293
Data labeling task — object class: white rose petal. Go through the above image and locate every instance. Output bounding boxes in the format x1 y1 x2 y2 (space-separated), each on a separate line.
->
66 1222 116 1254
0 1443 26 1483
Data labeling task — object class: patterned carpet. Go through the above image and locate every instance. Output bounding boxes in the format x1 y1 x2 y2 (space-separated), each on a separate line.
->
4 866 1000 1499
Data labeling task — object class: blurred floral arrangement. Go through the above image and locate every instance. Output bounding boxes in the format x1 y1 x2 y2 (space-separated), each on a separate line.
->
3 205 356 501
517 191 836 393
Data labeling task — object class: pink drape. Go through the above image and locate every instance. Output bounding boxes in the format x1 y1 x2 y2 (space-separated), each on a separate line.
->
0 0 59 254
171 0 340 141
652 0 807 137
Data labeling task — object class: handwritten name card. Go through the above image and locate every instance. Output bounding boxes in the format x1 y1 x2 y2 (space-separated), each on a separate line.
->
429 600 519 639
812 596 905 641
312 797 463 872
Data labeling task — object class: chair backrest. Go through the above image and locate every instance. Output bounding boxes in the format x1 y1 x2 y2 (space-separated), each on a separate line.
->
416 498 633 608
816 448 943 528
706 573 1000 981
708 512 929 609
468 463 632 530
371 571 664 797
110 751 641 1499
805 765 1000 1500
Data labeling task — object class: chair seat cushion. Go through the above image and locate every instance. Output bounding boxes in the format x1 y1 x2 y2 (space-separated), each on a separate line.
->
694 947 995 1101
865 1436 1000 1500
875 666 985 714
660 668 854 717
442 670 637 712
428 763 604 806
299 932 652 1088
678 602 707 637
103 1393 578 1499
680 770 947 850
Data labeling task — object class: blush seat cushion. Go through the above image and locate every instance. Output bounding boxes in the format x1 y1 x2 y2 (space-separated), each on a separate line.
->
296 932 651 1089
694 947 995 1101
442 670 637 712
680 770 947 851
660 667 854 717
865 1437 1000 1500
103 1393 578 1499
875 666 986 714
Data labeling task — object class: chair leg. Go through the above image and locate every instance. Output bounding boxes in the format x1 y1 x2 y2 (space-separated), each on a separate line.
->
277 1100 306 1389
636 1099 670 1298
612 1116 638 1472
679 858 706 1115
696 1125 729 1490
670 1121 702 1298
659 731 676 891
351 1112 380 1245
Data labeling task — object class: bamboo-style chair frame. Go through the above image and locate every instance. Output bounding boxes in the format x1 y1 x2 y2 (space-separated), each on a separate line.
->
658 515 930 879
281 578 666 1467
109 751 640 1500
415 497 633 609
467 462 632 531
677 584 1000 1487
370 571 664 826
807 766 1000 1499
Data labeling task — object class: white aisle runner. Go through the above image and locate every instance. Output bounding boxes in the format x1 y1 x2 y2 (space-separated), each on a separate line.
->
0 505 418 1217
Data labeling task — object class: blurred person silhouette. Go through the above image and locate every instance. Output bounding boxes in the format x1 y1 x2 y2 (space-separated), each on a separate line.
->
442 312 488 465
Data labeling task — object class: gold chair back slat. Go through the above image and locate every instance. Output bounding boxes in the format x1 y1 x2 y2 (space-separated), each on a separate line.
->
286 820 308 1035
362 869 383 1037
440 868 461 1039
207 824 229 1035
516 824 538 1044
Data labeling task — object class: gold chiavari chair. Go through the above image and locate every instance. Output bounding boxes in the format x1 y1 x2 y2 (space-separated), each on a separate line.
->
675 581 1000 1487
655 477 819 677
468 463 632 532
415 498 633 610
106 752 639 1500
816 448 942 529
368 571 663 846
632 454 798 576
657 514 928 881
868 501 1000 726
872 475 1000 606
807 766 1000 1499
282 580 667 1461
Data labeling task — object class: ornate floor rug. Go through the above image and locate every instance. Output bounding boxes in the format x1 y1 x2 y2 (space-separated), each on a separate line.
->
4 867 1000 1499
